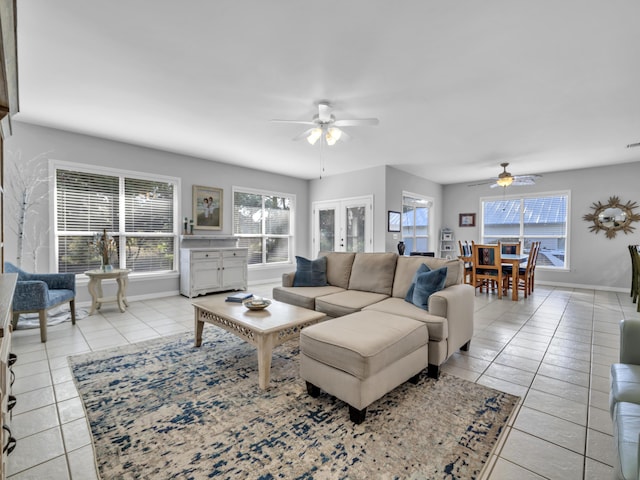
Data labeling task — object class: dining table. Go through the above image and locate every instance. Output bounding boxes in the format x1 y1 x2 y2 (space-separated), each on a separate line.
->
502 253 529 301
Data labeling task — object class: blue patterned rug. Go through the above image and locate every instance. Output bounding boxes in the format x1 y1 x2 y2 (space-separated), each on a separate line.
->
69 328 519 479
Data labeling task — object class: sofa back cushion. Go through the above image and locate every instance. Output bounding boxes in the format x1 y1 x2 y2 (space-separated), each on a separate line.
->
392 256 463 298
318 252 356 289
348 252 397 295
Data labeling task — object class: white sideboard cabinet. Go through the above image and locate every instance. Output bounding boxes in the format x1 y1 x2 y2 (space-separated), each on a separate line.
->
179 236 248 298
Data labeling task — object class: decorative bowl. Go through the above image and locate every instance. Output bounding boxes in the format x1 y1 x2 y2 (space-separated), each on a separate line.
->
242 297 271 311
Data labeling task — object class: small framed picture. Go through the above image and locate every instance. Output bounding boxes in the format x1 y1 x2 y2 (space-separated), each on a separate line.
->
442 232 453 241
388 211 401 232
193 185 223 230
459 213 476 227
443 245 453 251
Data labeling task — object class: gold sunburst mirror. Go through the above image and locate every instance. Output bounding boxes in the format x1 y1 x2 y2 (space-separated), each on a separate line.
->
583 196 640 239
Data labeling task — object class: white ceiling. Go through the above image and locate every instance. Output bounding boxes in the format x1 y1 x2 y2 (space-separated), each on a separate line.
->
13 0 640 184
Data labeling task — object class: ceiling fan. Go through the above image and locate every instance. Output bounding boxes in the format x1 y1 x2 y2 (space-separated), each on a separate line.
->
469 163 541 188
271 101 379 146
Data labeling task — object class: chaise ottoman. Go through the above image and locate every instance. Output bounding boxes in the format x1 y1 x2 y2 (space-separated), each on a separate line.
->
299 310 429 423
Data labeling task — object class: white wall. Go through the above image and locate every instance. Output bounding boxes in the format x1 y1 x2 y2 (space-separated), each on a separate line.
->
4 121 310 302
443 161 640 291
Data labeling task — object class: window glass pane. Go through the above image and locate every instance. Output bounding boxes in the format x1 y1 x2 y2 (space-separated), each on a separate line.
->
58 235 98 274
236 237 263 265
346 206 365 252
125 237 174 271
266 237 289 263
233 192 263 235
319 209 335 252
265 196 290 235
56 170 119 232
125 178 174 232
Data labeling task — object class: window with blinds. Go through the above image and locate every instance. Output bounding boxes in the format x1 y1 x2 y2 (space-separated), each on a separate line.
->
481 192 569 269
54 167 178 274
232 188 294 266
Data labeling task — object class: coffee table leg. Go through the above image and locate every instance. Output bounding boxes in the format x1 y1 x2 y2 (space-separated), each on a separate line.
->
257 333 275 390
194 310 204 347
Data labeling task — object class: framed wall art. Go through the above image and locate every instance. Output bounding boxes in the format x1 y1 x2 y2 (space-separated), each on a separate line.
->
193 185 223 230
388 211 401 232
459 213 476 227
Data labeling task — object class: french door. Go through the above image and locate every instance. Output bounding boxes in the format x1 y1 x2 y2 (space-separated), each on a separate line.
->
312 196 373 255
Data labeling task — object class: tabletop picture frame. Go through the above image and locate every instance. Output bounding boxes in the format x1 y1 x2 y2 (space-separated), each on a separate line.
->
459 213 476 227
388 210 401 232
193 185 223 230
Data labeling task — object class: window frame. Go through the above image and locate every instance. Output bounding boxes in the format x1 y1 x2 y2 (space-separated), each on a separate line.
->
232 186 295 268
480 190 570 271
50 160 181 275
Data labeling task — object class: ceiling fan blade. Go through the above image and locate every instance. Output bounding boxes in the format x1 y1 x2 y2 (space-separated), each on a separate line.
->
333 118 379 127
318 103 332 123
271 119 316 125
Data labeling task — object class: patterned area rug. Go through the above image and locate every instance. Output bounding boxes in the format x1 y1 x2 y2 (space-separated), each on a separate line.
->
69 328 519 479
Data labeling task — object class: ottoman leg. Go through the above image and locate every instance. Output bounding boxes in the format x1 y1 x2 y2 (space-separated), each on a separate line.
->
349 405 367 424
428 363 440 379
408 372 420 384
306 381 321 398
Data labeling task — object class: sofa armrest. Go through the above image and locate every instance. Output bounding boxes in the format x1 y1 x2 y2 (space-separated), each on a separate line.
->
282 272 295 288
620 319 640 365
429 284 474 352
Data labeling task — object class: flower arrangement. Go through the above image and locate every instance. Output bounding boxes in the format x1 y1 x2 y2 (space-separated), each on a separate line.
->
90 229 117 268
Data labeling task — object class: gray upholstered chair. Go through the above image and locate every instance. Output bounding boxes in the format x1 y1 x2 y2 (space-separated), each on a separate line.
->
4 262 76 342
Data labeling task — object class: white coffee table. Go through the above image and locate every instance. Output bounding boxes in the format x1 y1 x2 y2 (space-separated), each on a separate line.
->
193 297 326 389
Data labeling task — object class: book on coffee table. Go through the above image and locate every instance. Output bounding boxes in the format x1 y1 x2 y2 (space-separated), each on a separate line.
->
225 292 253 303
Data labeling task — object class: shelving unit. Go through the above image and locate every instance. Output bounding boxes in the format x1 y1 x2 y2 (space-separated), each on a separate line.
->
439 228 455 258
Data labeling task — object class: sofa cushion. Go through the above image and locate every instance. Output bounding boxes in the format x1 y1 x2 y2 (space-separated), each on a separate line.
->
411 267 447 311
364 298 448 342
348 252 397 295
293 256 328 287
404 263 430 302
319 252 356 289
272 285 345 310
300 311 428 380
315 290 389 318
610 363 640 416
392 256 462 298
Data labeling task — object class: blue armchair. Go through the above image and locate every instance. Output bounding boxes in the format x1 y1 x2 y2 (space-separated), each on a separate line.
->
4 262 76 343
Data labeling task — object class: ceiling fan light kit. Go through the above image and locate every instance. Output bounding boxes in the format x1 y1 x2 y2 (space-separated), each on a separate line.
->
273 101 379 147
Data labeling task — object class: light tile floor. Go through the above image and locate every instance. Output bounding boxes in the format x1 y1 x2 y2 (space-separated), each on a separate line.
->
5 283 638 479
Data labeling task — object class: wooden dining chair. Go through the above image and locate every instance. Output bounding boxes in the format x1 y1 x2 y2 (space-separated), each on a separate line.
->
472 244 503 298
504 241 539 298
500 241 521 255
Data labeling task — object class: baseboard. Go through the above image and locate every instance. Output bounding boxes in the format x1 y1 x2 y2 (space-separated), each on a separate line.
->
536 280 628 293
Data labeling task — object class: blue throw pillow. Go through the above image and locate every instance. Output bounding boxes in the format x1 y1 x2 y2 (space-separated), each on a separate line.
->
404 263 431 302
293 256 329 287
411 267 448 311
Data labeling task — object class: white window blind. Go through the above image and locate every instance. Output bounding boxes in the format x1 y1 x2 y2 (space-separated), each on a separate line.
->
55 167 178 274
233 189 294 266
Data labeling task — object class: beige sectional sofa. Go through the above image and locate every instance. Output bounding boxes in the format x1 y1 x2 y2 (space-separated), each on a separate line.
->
273 251 475 378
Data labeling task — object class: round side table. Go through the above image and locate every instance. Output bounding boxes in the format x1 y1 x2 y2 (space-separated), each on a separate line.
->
85 268 131 314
